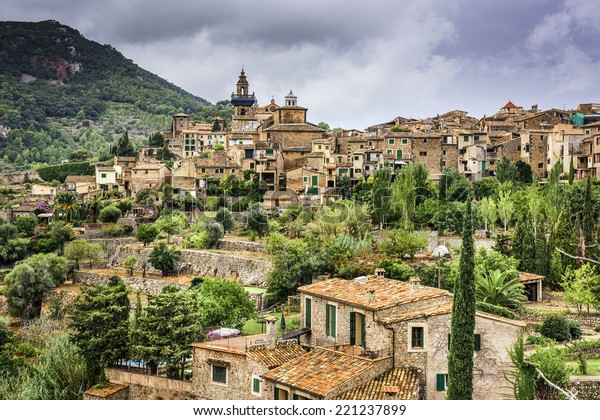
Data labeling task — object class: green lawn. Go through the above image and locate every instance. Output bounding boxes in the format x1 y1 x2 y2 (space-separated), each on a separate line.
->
566 358 600 376
242 311 300 336
244 286 267 294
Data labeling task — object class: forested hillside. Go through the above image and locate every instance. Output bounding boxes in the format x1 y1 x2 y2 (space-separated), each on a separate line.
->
0 20 232 171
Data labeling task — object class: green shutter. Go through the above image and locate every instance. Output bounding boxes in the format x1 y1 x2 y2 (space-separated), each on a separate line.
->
253 378 260 393
436 374 446 391
332 305 337 337
305 298 311 329
448 333 451 350
293 394 299 400
474 334 481 351
396 149 403 159
311 175 318 186
350 313 356 345
360 313 366 348
325 304 330 336
274 387 279 400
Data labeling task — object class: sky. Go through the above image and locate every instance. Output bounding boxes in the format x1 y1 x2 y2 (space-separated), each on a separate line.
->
3 0 600 129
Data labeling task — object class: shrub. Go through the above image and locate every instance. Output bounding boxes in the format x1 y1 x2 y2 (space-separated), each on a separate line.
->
0 316 12 346
595 324 600 333
567 320 582 340
102 224 126 237
215 207 235 233
204 222 224 246
526 335 556 347
475 301 516 319
136 224 159 246
99 205 122 223
540 315 571 342
374 259 414 281
183 232 211 249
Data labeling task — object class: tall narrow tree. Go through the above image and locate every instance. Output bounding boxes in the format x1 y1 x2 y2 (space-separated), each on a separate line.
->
447 198 476 399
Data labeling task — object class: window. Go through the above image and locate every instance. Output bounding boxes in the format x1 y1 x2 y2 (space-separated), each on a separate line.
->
423 139 428 143
419 151 427 156
318 145 322 150
305 298 312 329
525 144 530 153
436 374 448 391
402 138 408 144
325 304 337 337
101 173 107 179
474 135 480 141
586 129 591 135
463 136 469 142
274 387 288 400
350 312 366 348
252 376 261 395
266 149 274 155
293 394 311 400
388 139 395 145
411 327 424 349
303 176 308 182
212 365 227 384
538 163 544 168
387 150 392 155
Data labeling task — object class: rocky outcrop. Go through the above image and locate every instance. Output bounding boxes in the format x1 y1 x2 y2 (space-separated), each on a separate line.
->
73 271 188 295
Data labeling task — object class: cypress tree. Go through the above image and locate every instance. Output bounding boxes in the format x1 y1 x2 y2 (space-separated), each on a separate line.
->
447 198 476 399
582 176 596 260
513 214 536 273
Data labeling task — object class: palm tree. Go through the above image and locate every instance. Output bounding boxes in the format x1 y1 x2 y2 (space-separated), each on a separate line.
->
476 269 526 309
54 191 81 222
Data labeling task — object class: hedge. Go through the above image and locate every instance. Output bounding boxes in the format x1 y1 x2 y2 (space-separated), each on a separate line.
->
37 162 94 182
475 301 516 319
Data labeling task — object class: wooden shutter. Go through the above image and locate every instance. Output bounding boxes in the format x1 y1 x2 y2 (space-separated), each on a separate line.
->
331 305 337 337
396 149 403 159
274 387 279 400
325 304 330 336
360 313 366 348
474 334 481 351
436 374 446 391
305 298 311 329
312 175 318 186
350 313 356 345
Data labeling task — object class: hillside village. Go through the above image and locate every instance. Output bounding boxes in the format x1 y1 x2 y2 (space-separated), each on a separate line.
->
1 69 600 401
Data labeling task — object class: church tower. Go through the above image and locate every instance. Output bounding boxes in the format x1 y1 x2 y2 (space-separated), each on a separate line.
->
230 69 256 116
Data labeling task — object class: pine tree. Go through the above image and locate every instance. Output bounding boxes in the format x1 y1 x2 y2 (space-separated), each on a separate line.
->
447 198 476 400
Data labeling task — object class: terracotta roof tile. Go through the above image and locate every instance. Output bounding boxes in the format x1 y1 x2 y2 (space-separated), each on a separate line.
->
298 277 450 311
333 368 420 400
247 344 307 369
519 272 544 282
263 348 377 397
377 304 453 324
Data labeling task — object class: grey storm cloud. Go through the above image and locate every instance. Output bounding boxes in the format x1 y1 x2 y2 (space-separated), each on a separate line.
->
2 0 600 129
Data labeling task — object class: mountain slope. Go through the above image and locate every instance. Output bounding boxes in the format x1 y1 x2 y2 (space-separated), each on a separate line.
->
0 20 232 171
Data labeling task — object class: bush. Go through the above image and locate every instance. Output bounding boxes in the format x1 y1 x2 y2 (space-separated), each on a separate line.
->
183 232 211 249
595 324 600 333
37 162 94 183
475 301 516 319
568 320 582 340
102 224 126 237
204 222 224 246
526 335 556 347
540 315 571 342
0 316 12 346
15 215 38 237
99 205 122 223
374 259 414 281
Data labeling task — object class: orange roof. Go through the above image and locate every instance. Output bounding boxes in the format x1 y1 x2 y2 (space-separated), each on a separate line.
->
332 368 420 400
502 101 519 109
263 348 380 397
377 304 453 324
247 344 307 369
519 272 544 282
298 277 450 311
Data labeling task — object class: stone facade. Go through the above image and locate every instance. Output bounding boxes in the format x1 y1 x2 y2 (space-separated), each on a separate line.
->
215 240 266 253
73 270 188 295
105 368 194 400
568 377 600 400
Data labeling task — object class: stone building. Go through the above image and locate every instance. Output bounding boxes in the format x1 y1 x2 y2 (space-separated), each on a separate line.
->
295 275 525 400
130 162 171 196
191 316 306 400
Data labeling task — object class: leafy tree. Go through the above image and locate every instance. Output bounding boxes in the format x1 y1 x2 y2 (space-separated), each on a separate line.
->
15 215 38 237
0 317 13 347
131 288 201 378
148 242 181 276
136 223 159 246
153 211 188 243
530 346 571 400
317 121 331 132
374 259 415 281
0 219 29 264
204 221 224 246
476 269 526 309
266 238 321 304
213 142 225 151
561 264 599 314
514 161 533 184
243 202 269 237
370 166 393 228
22 253 68 286
99 205 122 223
447 199 476 400
70 276 130 381
512 216 536 272
64 239 89 270
112 131 136 157
215 207 234 233
381 228 429 259
68 148 92 162
582 177 597 261
54 191 81 222
123 255 137 277
148 132 165 148
197 278 256 329
391 165 416 229
337 175 352 199
4 261 55 319
496 189 514 232
496 157 516 184
46 221 74 254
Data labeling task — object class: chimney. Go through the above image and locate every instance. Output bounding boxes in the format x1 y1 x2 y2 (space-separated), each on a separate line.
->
408 277 421 290
366 288 376 305
264 315 278 349
374 268 385 278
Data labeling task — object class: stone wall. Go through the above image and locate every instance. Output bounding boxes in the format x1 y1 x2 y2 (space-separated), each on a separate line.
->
109 245 271 287
73 270 188 294
83 383 129 400
0 170 42 185
215 240 266 253
105 368 194 400
568 377 600 400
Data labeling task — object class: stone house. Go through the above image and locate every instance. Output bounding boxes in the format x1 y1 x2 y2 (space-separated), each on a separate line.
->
285 167 327 196
31 184 57 196
191 317 306 400
295 275 525 400
575 122 600 179
95 165 122 194
263 190 298 213
130 162 172 196
195 151 241 181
